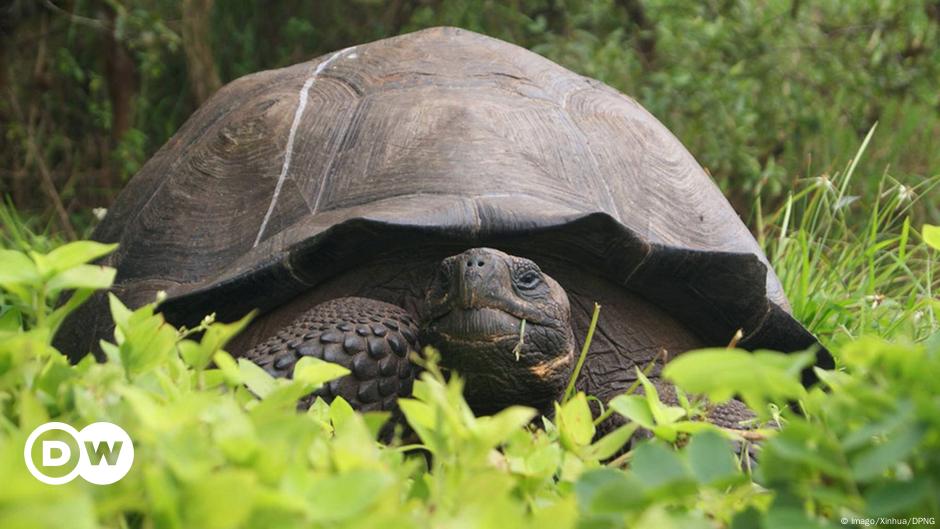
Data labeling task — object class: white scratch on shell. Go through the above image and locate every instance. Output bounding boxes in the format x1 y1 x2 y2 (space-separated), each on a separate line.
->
253 46 357 247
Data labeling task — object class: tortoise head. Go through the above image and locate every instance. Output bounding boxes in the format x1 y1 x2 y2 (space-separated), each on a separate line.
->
420 247 576 414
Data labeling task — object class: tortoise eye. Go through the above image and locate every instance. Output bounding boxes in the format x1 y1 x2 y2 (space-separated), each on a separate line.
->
517 271 542 290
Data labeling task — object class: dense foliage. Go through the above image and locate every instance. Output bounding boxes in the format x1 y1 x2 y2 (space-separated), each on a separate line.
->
2 0 938 233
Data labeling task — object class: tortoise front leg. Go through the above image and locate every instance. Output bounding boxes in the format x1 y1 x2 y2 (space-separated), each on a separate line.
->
242 297 420 412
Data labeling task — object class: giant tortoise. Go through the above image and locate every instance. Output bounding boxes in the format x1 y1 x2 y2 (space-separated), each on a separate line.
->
58 27 830 427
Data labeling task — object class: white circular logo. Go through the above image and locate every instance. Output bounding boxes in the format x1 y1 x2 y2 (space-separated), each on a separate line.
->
24 421 134 485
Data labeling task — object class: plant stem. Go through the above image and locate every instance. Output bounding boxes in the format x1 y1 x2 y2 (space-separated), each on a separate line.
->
563 303 600 404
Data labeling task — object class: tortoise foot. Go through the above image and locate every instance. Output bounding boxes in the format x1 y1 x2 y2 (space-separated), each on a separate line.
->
242 297 420 412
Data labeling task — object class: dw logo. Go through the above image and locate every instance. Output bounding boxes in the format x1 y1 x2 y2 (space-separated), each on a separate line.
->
23 422 134 485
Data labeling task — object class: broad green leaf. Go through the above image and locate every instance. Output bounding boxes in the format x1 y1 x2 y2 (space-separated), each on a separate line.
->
398 398 435 441
923 224 940 250
730 507 762 529
671 421 721 435
293 356 350 388
238 358 277 398
143 467 183 529
307 396 332 427
108 293 133 329
841 401 913 451
575 468 647 514
306 471 392 521
763 421 850 478
329 396 356 430
43 241 117 274
46 288 94 333
609 394 655 429
35 352 76 397
179 340 205 371
0 308 21 331
531 496 579 529
0 249 39 285
248 380 311 416
475 406 536 447
763 508 827 529
557 392 595 448
686 431 740 486
864 477 930 516
115 303 177 375
361 410 392 439
186 311 255 369
46 264 116 293
636 369 686 426
850 423 923 481
663 348 811 417
212 350 241 385
99 340 122 365
586 423 637 461
184 470 257 529
630 441 694 494
207 402 259 463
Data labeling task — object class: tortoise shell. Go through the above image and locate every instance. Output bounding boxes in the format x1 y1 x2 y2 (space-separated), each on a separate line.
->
58 27 829 383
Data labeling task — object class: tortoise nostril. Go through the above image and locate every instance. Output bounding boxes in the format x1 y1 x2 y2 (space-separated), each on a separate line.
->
476 260 485 267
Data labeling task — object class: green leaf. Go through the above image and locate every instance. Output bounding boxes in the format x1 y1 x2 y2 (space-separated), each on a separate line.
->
398 398 436 447
0 249 39 286
46 288 94 333
630 441 694 494
663 348 811 417
185 311 255 369
850 423 923 481
46 264 116 293
864 477 930 516
763 505 829 529
0 308 22 331
557 392 595 448
293 356 350 388
184 470 257 529
923 224 940 250
730 507 762 529
763 421 850 478
238 358 277 398
212 351 241 385
108 293 132 329
178 340 205 370
306 471 392 521
636 370 686 426
586 423 637 461
686 431 741 486
475 406 537 447
609 394 655 429
329 396 356 430
114 301 177 375
575 468 647 514
43 241 117 274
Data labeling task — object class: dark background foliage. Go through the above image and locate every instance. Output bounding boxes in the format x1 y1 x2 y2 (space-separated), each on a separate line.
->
2 0 938 237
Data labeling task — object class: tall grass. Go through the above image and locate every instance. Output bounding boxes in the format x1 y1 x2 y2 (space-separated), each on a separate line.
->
759 128 940 349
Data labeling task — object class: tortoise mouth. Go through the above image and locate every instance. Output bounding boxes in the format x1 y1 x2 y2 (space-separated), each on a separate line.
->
424 307 523 343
